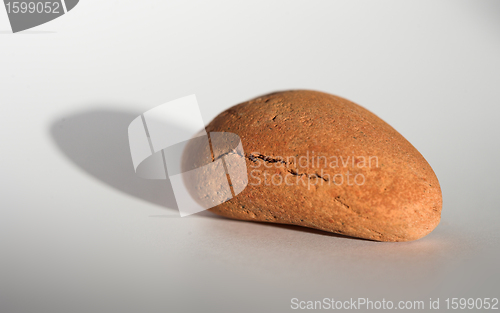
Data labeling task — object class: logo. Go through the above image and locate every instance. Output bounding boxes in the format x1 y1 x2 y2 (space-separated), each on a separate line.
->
128 95 248 217
3 0 79 33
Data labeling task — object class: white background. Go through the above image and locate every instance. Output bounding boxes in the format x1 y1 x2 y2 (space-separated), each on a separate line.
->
1 1 499 312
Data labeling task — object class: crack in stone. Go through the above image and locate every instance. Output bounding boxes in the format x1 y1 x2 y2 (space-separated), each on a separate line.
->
333 196 350 209
246 153 329 181
212 146 245 162
247 153 287 165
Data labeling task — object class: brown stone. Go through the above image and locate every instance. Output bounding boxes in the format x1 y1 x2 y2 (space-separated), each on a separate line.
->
196 90 442 241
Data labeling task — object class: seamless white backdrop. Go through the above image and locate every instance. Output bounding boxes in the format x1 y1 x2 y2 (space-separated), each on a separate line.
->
1 1 499 312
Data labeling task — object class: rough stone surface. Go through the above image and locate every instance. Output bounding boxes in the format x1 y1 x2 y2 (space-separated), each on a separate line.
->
195 90 442 242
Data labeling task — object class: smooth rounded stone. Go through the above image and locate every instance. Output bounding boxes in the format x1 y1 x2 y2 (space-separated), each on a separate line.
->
190 90 442 242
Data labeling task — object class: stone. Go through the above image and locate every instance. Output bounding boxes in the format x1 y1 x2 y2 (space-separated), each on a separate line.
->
191 90 442 241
